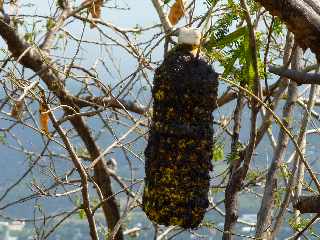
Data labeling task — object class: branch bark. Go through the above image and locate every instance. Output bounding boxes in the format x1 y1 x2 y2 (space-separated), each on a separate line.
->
77 96 148 115
255 46 302 239
271 77 319 239
269 66 320 85
255 0 320 60
223 90 245 240
49 108 99 240
151 0 172 34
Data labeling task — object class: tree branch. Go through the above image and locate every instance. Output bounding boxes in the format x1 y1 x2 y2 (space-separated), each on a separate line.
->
0 12 124 239
76 96 148 115
269 66 320 85
49 108 99 240
255 0 320 60
151 0 173 34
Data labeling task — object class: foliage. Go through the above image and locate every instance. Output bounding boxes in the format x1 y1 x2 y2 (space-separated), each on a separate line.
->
212 141 225 161
0 0 318 239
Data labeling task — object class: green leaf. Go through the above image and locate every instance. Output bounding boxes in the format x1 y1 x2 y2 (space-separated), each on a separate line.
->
24 32 34 43
239 28 255 88
289 216 313 232
226 151 240 163
211 26 247 49
46 18 56 31
222 49 241 77
247 61 255 86
212 143 224 161
0 132 6 144
164 0 171 4
78 208 86 220
246 170 262 182
226 142 243 163
273 17 284 36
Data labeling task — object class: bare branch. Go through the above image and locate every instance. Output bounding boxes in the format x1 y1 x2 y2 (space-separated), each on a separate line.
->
49 108 99 240
151 0 173 34
269 65 320 85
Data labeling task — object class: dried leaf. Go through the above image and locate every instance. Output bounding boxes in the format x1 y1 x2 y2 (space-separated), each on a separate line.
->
90 0 103 18
39 92 50 136
89 0 103 28
90 21 97 29
39 101 50 134
11 101 23 120
168 0 185 26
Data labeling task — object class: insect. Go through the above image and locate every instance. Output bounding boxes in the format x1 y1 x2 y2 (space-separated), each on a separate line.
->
143 28 218 228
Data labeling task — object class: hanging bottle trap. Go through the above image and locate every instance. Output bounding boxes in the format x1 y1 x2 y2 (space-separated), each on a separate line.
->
142 28 219 228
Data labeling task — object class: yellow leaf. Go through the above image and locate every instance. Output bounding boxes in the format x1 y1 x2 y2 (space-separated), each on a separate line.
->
168 0 185 26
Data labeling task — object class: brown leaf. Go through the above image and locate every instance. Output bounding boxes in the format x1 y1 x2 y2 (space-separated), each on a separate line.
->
39 101 50 134
38 91 51 137
11 101 23 120
168 0 185 26
89 0 103 18
89 0 103 28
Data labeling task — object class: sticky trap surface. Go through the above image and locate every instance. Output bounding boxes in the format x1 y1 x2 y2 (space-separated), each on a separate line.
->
143 45 218 228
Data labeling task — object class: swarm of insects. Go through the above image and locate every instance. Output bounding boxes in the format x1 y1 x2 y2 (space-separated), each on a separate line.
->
143 28 218 228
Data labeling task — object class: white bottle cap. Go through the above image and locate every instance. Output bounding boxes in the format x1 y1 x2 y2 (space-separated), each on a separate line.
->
178 27 201 46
